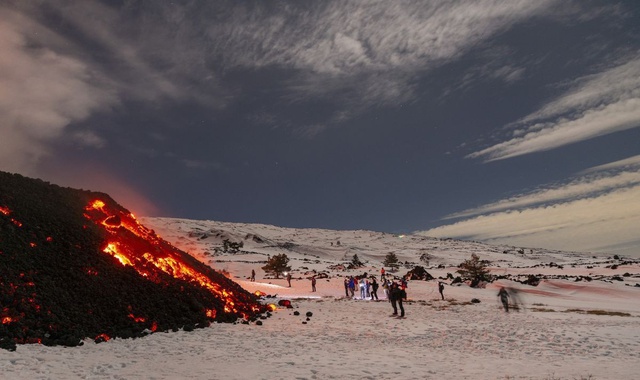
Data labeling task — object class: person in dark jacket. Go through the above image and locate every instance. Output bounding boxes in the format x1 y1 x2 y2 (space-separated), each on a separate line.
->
389 282 405 317
370 278 379 300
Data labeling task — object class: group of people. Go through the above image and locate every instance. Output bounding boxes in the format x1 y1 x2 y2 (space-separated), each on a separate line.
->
341 274 409 317
251 267 516 316
343 276 381 300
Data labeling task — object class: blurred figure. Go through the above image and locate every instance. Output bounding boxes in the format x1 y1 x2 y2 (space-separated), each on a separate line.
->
250 269 255 282
438 281 445 300
498 287 510 312
286 272 292 287
311 276 316 292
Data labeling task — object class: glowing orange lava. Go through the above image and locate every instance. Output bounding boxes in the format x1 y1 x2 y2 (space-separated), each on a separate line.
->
83 199 263 320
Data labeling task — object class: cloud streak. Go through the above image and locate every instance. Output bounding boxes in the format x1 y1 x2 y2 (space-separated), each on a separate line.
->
422 156 640 256
469 55 640 161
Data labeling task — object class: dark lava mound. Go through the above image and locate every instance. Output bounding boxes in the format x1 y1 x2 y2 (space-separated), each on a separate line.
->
0 172 265 351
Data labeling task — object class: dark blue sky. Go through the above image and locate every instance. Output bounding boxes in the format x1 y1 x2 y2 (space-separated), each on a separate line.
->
2 1 639 255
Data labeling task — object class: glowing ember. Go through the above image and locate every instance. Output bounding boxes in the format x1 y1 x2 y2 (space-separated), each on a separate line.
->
128 313 147 323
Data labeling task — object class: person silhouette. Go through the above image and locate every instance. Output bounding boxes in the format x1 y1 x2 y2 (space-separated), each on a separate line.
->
498 287 510 312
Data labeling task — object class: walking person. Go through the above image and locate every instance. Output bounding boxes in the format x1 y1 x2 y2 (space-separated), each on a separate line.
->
344 278 349 297
250 269 255 282
498 287 510 312
438 281 445 300
286 272 292 287
311 276 317 292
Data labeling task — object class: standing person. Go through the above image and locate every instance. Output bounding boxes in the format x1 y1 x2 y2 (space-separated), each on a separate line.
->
370 278 379 300
286 272 292 287
349 276 356 298
311 276 317 292
382 278 390 300
389 282 405 318
438 282 445 300
359 278 366 299
250 269 255 282
364 280 371 299
343 278 350 297
380 267 386 279
400 277 408 300
498 287 510 312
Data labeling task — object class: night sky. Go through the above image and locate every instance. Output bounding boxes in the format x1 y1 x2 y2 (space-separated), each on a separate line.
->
2 1 639 256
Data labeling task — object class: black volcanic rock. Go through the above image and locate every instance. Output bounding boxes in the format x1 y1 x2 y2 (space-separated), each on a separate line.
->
405 266 434 281
0 171 264 350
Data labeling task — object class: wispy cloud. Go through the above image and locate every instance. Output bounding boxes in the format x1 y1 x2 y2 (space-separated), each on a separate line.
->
208 1 556 104
0 0 567 174
469 55 640 161
421 156 640 255
0 8 117 176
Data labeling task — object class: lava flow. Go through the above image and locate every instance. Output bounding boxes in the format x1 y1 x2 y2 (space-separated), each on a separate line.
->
0 171 267 351
83 199 264 319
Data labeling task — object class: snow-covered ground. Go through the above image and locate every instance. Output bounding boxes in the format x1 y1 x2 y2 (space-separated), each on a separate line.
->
2 217 639 380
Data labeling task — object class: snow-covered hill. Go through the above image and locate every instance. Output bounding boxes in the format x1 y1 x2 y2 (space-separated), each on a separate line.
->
142 217 636 286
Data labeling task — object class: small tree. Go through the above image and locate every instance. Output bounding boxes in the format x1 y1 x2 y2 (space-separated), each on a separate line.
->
457 253 490 287
383 252 400 272
261 253 291 279
351 254 364 268
222 239 243 253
